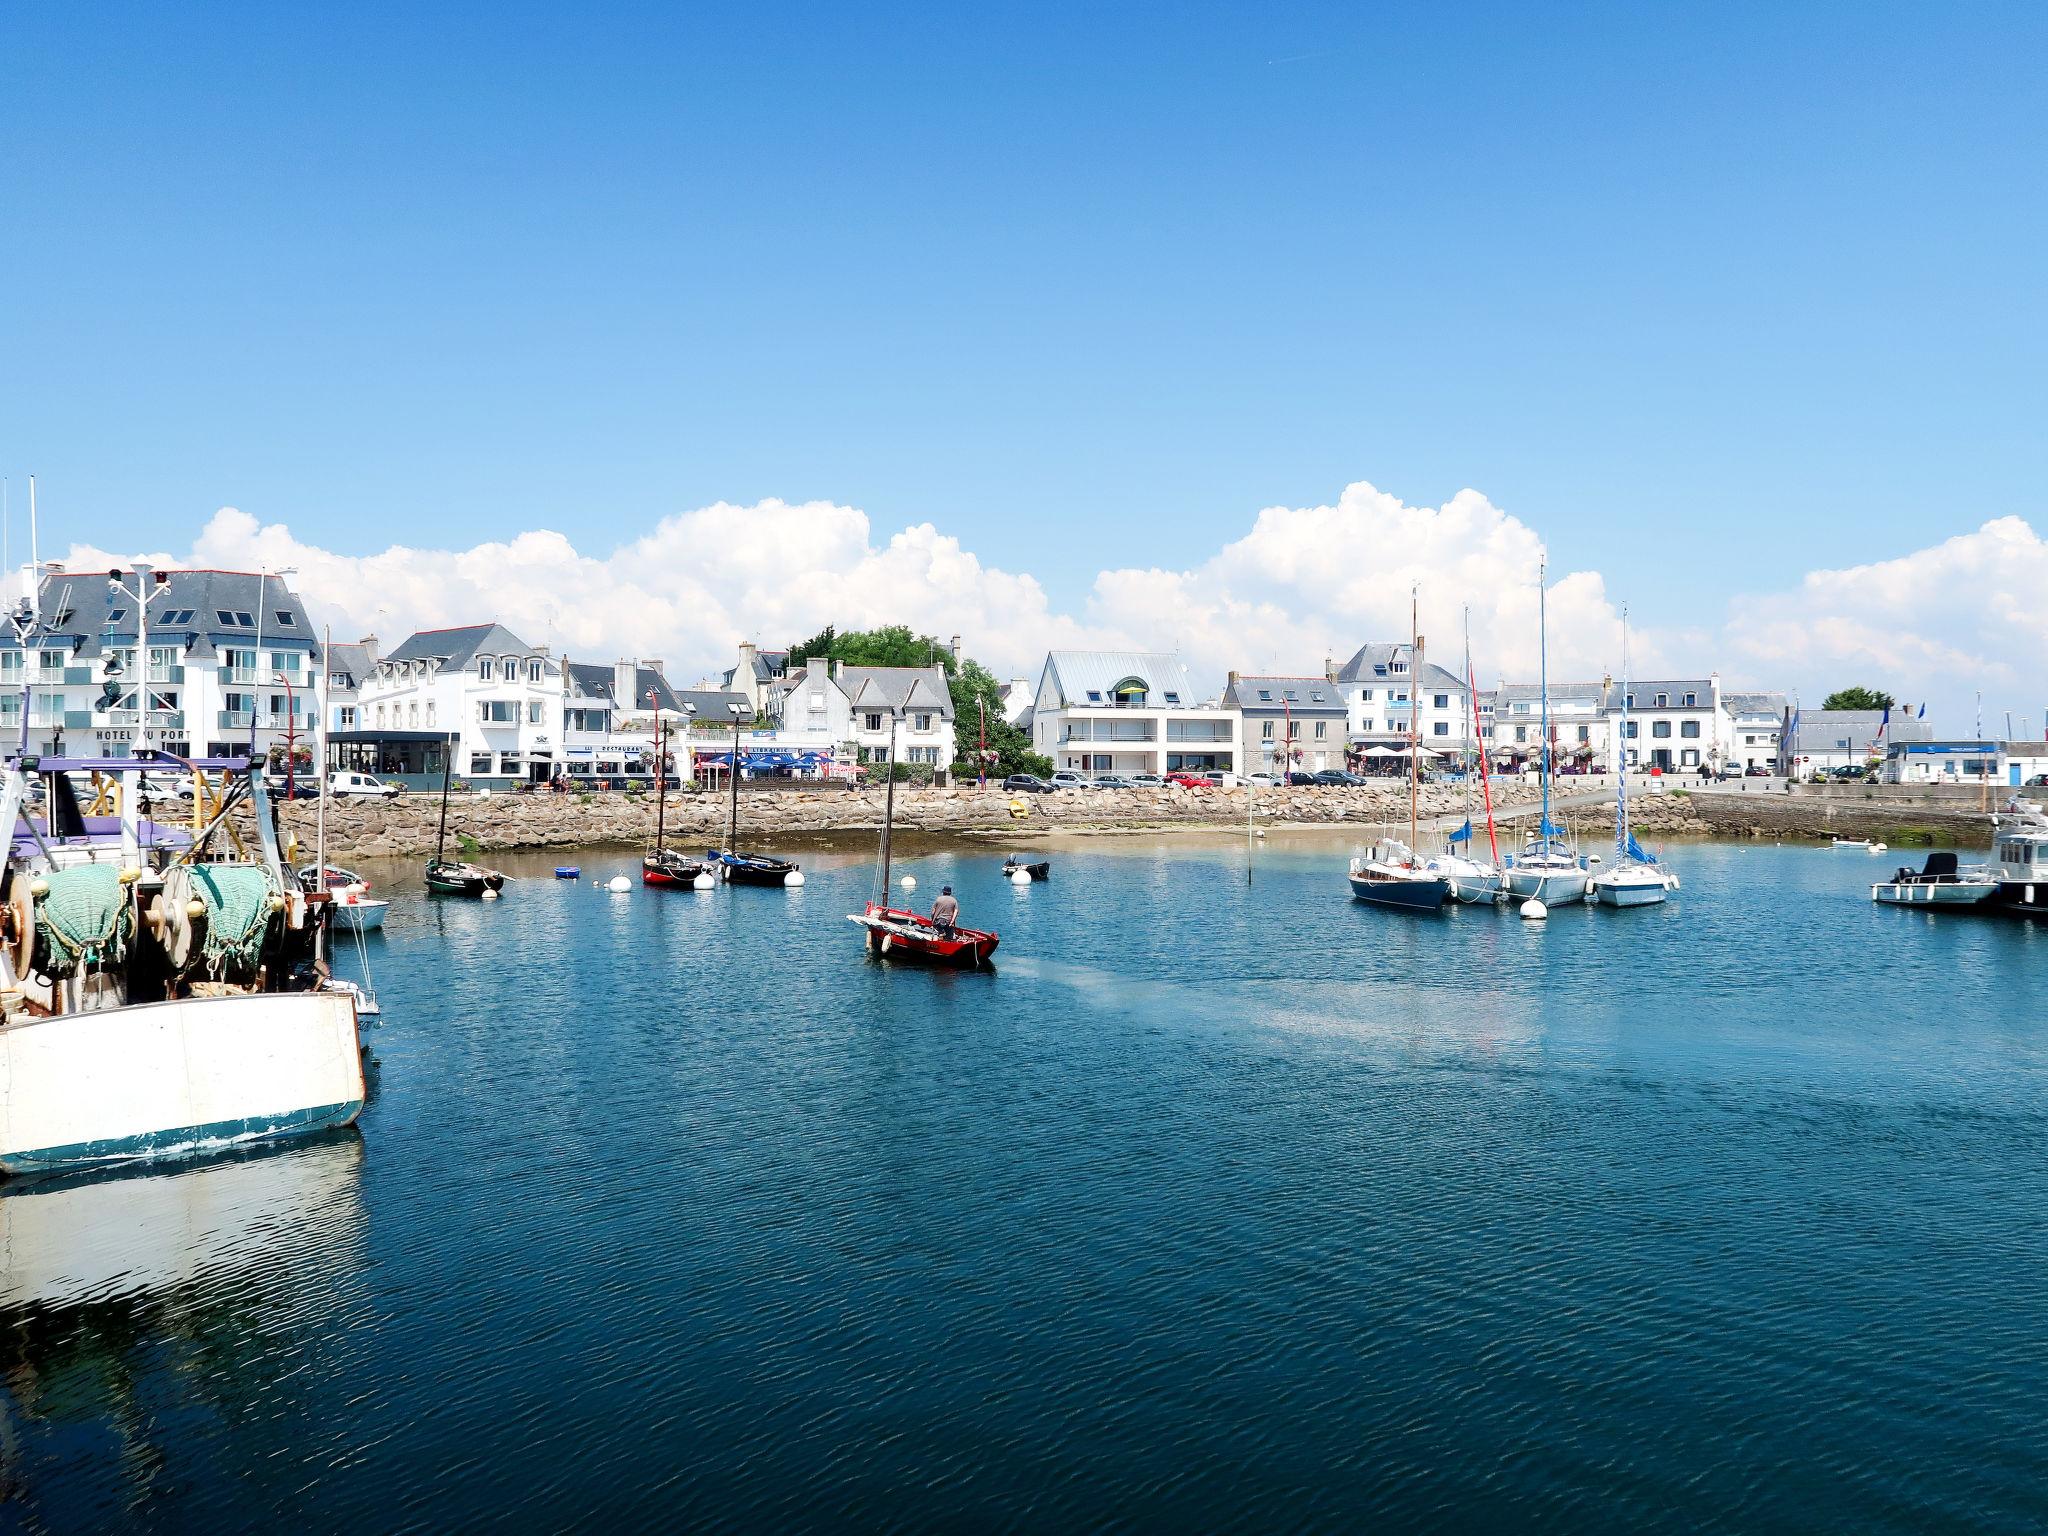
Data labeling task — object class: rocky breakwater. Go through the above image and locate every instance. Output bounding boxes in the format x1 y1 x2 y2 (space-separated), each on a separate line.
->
275 779 1549 861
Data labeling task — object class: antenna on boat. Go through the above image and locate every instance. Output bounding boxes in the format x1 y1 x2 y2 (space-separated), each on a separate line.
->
25 475 40 622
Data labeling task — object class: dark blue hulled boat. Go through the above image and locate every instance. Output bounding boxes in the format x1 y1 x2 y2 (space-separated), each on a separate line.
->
1348 840 1450 911
710 849 802 887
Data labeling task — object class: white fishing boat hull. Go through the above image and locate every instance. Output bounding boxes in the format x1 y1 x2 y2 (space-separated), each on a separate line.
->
1593 867 1673 907
333 897 387 932
1503 864 1589 905
0 992 364 1176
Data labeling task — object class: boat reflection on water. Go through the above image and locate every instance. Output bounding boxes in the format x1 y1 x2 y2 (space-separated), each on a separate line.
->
0 1135 368 1513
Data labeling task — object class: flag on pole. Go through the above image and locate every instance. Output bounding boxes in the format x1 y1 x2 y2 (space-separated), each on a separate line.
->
1876 704 1890 741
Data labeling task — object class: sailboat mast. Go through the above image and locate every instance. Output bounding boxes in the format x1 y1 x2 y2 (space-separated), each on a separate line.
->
1616 606 1631 860
1538 558 1550 842
728 710 741 852
1470 657 1500 865
1408 586 1420 854
1461 606 1474 824
654 698 667 854
435 731 453 862
317 625 331 882
879 712 898 902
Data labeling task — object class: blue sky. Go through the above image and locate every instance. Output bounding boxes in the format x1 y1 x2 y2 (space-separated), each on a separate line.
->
3 2 2042 706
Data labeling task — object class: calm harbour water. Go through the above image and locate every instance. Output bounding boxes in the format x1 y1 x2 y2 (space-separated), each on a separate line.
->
3 833 2045 1532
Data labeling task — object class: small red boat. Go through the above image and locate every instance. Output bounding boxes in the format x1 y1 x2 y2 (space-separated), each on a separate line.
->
849 710 999 967
849 903 1000 968
642 849 704 887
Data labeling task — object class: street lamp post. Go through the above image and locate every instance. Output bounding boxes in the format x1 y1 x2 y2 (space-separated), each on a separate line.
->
103 564 173 756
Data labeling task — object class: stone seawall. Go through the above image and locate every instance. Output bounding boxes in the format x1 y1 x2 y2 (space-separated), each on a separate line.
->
275 781 1549 861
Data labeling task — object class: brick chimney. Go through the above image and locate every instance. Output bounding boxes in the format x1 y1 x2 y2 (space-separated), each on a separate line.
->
359 634 380 662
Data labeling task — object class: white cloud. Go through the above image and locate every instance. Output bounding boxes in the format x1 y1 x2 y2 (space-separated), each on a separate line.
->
1727 516 2048 721
57 485 2038 726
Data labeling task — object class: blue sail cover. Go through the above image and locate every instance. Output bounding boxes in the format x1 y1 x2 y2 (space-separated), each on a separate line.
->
1447 819 1473 844
1626 834 1657 864
1539 817 1567 836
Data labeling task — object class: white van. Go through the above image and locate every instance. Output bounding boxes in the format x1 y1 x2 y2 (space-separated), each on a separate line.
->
327 770 402 800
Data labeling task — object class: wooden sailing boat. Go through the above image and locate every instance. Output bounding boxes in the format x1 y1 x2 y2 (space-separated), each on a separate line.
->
848 711 998 966
424 734 504 896
1349 588 1450 911
641 705 705 887
708 705 801 886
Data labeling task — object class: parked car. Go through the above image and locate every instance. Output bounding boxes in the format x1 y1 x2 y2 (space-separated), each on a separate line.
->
1202 770 1240 788
276 778 323 800
1092 773 1134 789
1285 771 1317 787
1165 773 1211 789
1127 773 1164 787
1244 772 1282 787
327 770 402 800
1048 770 1088 790
1003 773 1054 794
1311 769 1359 786
1745 765 1772 777
2029 774 2048 787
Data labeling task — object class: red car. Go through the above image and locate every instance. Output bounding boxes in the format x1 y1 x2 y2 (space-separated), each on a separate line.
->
1165 773 1211 789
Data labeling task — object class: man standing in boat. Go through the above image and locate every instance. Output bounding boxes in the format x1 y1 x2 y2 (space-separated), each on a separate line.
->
931 886 959 936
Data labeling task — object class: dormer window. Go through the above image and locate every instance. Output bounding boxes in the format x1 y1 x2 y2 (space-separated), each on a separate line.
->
528 659 543 683
1655 692 1668 708
479 659 494 681
1683 692 1696 707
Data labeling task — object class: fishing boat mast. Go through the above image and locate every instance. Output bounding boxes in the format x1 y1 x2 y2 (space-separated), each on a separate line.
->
1469 652 1500 867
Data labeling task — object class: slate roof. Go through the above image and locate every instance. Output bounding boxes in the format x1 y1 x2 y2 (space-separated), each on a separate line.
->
1722 690 1788 718
1604 679 1715 711
384 622 543 669
325 642 376 691
1495 681 1608 710
842 666 955 719
1332 642 1464 695
2 569 321 658
1038 651 1207 709
1222 675 1347 712
674 688 751 721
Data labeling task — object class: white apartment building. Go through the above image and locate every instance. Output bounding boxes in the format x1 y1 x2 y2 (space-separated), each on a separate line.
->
0 565 320 762
1605 676 1725 774
352 624 562 787
1491 681 1611 773
1332 642 1474 759
1722 691 1788 774
1031 652 1237 776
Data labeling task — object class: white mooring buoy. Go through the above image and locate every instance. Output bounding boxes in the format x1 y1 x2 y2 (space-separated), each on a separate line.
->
607 875 632 893
693 872 716 890
1520 897 1548 921
899 874 917 891
784 870 805 887
1009 868 1032 886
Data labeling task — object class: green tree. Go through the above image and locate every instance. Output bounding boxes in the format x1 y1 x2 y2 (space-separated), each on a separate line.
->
1822 686 1896 711
788 624 953 673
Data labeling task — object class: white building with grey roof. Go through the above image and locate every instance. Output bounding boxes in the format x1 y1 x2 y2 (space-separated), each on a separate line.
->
0 564 320 762
1332 641 1474 761
1222 674 1348 774
1030 652 1237 777
773 659 958 775
1491 680 1612 774
1604 675 1725 775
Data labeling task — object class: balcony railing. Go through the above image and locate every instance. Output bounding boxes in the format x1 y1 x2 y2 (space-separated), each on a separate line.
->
1061 724 1157 743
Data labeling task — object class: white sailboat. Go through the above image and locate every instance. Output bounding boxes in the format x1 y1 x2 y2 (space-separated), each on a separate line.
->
1592 606 1679 908
1502 558 1590 905
1426 608 1503 902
